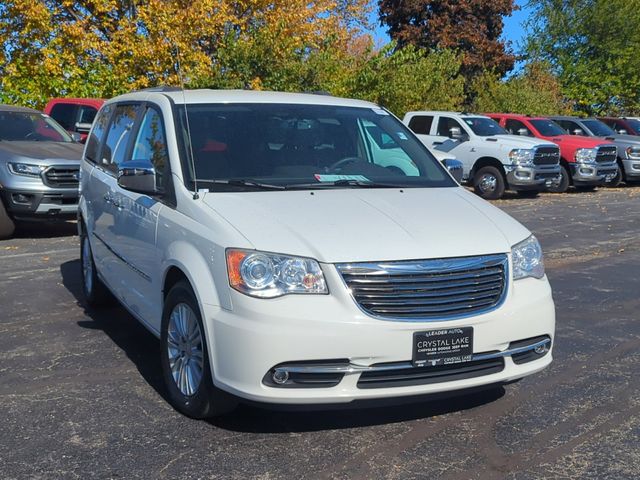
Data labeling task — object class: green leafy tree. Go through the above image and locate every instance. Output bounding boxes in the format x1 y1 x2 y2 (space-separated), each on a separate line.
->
525 0 640 115
470 62 572 115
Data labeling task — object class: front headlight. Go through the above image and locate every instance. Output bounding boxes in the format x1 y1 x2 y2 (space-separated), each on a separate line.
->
574 148 597 164
509 149 535 166
8 162 45 177
512 235 545 280
226 249 328 298
626 146 640 159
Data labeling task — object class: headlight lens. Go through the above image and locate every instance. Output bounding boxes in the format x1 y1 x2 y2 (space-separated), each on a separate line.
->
509 149 535 166
226 249 327 298
512 235 545 280
574 148 597 164
8 162 44 177
626 146 640 159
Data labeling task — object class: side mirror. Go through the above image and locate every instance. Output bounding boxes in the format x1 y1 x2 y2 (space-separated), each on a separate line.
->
618 129 627 135
517 128 530 136
70 132 82 142
572 128 585 136
443 158 464 183
449 127 464 140
75 122 92 134
117 160 158 195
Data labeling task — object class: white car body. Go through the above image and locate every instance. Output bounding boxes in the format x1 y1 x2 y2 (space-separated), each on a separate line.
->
79 90 555 411
403 111 562 197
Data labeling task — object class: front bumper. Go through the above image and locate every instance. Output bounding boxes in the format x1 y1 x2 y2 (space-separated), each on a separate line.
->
0 186 78 220
570 161 618 185
621 157 640 180
202 266 555 405
505 164 561 190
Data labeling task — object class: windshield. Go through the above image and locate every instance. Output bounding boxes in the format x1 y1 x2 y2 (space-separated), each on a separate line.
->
177 103 455 190
530 119 566 137
582 119 616 137
463 117 506 136
0 111 73 142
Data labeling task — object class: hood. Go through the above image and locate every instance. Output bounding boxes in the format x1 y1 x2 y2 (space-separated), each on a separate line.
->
602 133 640 146
0 141 83 163
542 135 610 149
485 135 557 150
202 187 530 263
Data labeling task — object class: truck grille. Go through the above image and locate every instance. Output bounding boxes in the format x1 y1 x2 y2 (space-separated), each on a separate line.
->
42 166 80 188
336 254 508 320
596 145 617 163
533 146 560 165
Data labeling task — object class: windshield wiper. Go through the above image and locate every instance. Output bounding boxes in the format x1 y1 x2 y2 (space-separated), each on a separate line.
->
194 179 286 190
286 179 409 189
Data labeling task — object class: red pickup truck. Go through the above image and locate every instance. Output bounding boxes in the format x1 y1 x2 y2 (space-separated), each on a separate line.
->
487 114 618 193
44 98 105 143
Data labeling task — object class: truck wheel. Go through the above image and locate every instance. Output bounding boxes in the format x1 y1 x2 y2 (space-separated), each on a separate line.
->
0 198 15 240
548 165 570 194
605 162 623 188
80 232 113 307
473 166 505 200
160 281 238 419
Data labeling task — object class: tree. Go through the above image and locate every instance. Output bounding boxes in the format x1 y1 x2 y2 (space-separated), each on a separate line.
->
470 62 572 116
525 0 640 115
378 0 517 79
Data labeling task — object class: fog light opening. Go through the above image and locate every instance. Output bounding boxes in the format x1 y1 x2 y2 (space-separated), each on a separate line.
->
272 369 289 385
534 344 549 354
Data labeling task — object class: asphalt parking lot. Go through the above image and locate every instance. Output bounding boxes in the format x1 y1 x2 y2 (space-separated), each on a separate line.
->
1 187 639 479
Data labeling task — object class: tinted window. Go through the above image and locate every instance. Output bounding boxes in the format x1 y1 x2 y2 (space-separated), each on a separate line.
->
177 103 454 190
49 103 77 130
0 111 72 142
556 120 582 134
408 115 433 134
505 119 532 136
85 104 113 163
623 119 640 134
463 117 506 136
130 107 169 191
436 117 466 136
102 105 141 170
581 120 615 137
78 106 97 125
529 119 566 137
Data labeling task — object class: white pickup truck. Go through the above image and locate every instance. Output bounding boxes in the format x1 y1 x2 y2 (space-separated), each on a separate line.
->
403 111 562 199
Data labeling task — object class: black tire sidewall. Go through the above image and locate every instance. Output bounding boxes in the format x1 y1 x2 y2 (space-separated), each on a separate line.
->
0 198 16 240
474 166 505 200
548 165 570 193
160 281 219 419
80 231 111 307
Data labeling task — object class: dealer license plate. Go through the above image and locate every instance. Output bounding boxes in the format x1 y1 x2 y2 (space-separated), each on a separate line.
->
412 327 474 367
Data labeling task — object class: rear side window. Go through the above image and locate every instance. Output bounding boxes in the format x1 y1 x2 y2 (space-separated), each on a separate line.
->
78 106 98 125
85 104 114 163
102 104 141 171
49 103 77 130
408 115 433 134
130 107 169 192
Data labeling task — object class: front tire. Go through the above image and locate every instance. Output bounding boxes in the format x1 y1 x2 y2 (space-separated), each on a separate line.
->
160 281 238 418
0 199 15 240
548 165 570 194
605 162 623 187
473 166 506 200
80 231 113 307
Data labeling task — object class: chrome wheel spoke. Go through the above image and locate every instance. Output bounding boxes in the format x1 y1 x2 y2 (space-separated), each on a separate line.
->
167 302 204 397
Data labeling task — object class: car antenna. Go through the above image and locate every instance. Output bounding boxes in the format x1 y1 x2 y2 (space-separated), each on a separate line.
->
174 45 199 200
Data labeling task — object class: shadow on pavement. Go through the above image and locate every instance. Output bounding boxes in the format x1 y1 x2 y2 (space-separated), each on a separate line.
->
60 258 505 433
14 220 77 239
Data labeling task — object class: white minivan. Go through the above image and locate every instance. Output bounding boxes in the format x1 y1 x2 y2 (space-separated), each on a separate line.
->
79 89 555 418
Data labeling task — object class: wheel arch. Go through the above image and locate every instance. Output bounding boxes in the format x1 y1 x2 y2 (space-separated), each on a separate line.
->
470 157 507 181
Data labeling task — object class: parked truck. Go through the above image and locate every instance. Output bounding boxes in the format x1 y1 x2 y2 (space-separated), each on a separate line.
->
550 116 640 187
487 114 618 193
403 111 562 199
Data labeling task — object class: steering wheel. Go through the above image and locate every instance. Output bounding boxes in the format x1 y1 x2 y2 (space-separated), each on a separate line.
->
328 157 363 172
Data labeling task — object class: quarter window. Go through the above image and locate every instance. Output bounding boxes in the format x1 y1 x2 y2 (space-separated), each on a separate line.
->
130 108 169 192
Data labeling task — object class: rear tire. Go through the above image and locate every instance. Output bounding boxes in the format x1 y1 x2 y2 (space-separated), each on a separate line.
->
473 166 505 200
0 199 15 240
80 230 113 307
160 281 238 418
548 165 570 194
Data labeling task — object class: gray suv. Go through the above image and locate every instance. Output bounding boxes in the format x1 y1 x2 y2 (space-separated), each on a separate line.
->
551 116 640 187
0 105 83 239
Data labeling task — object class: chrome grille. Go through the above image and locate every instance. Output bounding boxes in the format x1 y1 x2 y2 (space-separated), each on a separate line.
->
42 166 80 188
596 145 617 163
533 146 560 165
337 254 508 321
